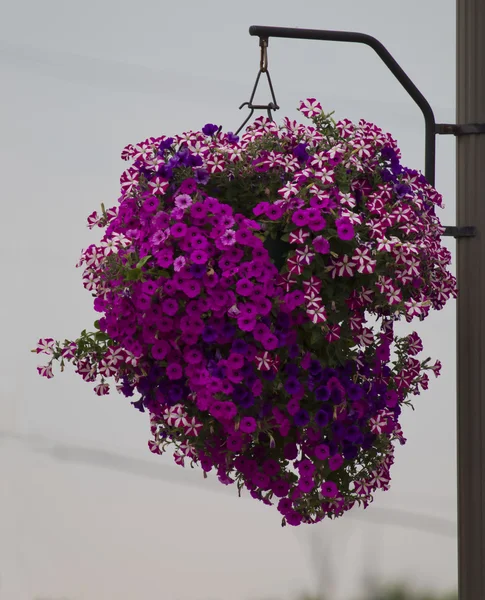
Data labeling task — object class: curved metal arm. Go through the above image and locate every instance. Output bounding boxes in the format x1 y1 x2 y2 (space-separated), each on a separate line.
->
249 25 437 186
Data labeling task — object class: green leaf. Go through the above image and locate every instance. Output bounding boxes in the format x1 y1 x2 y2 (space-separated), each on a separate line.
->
94 332 110 342
136 255 152 269
94 320 100 330
125 268 142 281
310 328 325 350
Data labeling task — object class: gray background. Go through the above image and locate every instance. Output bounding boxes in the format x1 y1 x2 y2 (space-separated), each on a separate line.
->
1 1 457 598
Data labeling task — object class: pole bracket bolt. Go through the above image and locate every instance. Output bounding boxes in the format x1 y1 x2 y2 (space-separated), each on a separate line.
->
436 123 485 135
442 226 477 238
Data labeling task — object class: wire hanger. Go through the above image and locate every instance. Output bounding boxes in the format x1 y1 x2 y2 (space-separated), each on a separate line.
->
235 37 280 135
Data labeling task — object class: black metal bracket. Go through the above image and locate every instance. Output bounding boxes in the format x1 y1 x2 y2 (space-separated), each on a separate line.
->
436 123 485 136
245 25 477 239
443 226 477 238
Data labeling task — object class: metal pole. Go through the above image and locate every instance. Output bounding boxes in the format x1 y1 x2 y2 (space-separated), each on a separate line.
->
456 0 485 598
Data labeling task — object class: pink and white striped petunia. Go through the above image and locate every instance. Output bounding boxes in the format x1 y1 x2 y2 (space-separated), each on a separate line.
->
164 404 188 428
295 245 315 266
304 291 323 310
94 382 110 396
61 342 77 360
37 363 54 379
148 176 169 195
353 247 376 275
369 468 390 490
276 272 295 292
97 360 118 378
289 228 310 245
369 413 387 435
386 287 403 306
299 98 323 118
36 338 55 355
307 305 327 324
148 439 162 455
120 168 139 194
404 298 424 318
255 351 272 371
173 452 185 467
205 154 226 173
184 416 203 437
335 255 356 278
354 480 373 496
356 327 374 346
303 276 321 296
287 255 304 275
325 324 341 343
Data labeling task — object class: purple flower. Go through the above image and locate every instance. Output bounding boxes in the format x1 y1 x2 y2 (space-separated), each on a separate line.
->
173 256 187 272
151 340 169 360
190 263 206 278
277 498 293 515
155 248 174 268
171 222 187 238
315 385 330 402
328 453 344 471
347 383 364 401
180 279 201 298
315 408 331 428
292 209 310 227
286 511 302 526
237 314 256 332
314 444 330 460
166 363 183 380
321 480 338 498
235 278 254 297
293 143 309 163
298 475 315 492
298 459 315 477
162 298 178 316
158 137 174 153
272 480 290 498
184 347 203 365
190 249 209 265
194 169 210 185
285 377 302 395
262 333 279 351
190 202 208 220
227 435 244 452
202 123 219 136
336 221 355 241
262 459 279 477
142 196 159 213
239 416 257 433
265 205 284 220
294 408 310 427
253 202 270 217
226 131 239 143
174 194 193 210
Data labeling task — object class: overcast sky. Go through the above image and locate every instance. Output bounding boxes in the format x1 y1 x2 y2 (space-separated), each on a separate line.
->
1 1 458 599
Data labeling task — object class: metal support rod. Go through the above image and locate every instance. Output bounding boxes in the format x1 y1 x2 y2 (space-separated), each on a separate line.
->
249 25 437 186
456 0 485 598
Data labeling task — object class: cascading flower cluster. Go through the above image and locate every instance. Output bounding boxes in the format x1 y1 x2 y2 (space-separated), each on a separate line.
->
34 100 455 526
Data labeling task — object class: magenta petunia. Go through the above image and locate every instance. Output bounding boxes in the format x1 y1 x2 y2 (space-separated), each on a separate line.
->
313 236 330 254
239 416 257 433
321 480 338 498
166 363 183 380
151 340 170 360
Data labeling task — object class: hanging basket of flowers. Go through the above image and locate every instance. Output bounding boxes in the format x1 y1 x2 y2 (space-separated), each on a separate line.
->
34 99 455 526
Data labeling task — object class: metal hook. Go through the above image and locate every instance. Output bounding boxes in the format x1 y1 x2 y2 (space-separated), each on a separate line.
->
235 36 280 136
260 37 268 73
